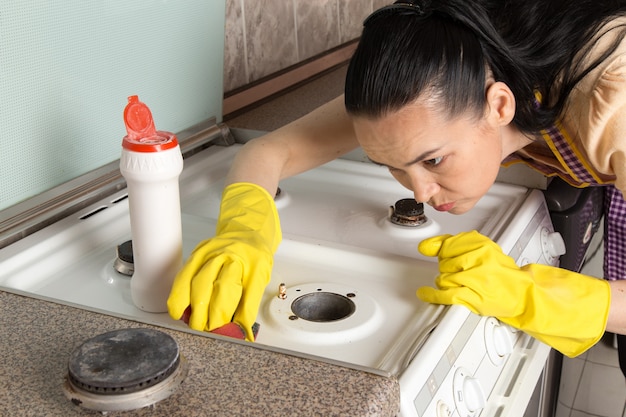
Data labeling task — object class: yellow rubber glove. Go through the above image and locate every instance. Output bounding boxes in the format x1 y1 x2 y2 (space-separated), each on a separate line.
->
416 231 611 357
167 182 281 341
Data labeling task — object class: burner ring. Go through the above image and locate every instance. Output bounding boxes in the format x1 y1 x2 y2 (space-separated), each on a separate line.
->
67 328 179 395
389 198 427 227
265 283 384 345
291 292 356 322
64 328 188 412
113 240 134 276
291 291 356 323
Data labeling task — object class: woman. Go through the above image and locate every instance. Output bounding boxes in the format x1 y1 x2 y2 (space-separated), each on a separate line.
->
167 0 626 361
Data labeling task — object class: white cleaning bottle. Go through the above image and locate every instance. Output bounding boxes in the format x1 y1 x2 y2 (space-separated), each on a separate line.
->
120 95 183 312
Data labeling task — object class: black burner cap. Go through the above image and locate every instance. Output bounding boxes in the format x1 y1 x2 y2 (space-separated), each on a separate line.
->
68 328 180 395
117 240 133 264
394 198 424 216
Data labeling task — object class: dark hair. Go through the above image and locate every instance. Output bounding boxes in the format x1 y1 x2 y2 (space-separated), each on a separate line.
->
345 0 626 134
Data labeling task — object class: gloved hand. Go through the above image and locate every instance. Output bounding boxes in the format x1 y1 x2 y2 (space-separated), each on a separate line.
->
416 231 611 357
167 182 281 341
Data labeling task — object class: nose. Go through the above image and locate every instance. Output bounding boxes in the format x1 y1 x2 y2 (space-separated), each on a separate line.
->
410 175 439 203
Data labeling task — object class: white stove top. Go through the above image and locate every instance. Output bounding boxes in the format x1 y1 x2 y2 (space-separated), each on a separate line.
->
182 146 528 261
0 143 553 417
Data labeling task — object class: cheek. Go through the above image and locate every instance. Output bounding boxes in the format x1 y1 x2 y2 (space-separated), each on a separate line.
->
455 158 499 198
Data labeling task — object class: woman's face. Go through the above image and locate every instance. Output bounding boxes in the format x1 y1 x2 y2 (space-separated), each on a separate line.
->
352 100 505 215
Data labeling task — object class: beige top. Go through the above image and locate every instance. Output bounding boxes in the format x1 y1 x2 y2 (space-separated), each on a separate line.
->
511 17 626 194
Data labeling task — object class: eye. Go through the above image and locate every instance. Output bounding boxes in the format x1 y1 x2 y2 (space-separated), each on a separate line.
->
424 156 444 167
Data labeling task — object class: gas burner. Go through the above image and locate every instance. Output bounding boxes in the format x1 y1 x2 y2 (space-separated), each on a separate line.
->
113 240 134 276
291 291 356 322
63 328 188 413
389 198 427 227
265 282 383 345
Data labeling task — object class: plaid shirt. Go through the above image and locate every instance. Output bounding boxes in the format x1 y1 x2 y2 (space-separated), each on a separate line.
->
503 122 626 280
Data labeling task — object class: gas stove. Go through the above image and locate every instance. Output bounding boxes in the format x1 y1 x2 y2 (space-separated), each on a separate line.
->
0 141 560 416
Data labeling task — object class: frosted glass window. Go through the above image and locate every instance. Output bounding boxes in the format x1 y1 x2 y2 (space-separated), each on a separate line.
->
0 1 225 210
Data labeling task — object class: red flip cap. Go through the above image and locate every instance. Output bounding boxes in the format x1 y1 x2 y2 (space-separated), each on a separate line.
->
122 95 178 152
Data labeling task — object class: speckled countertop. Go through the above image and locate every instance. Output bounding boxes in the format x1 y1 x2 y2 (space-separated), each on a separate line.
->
0 291 399 416
0 64 401 417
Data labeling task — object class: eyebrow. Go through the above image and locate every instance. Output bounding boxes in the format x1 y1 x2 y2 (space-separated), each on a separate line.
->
367 148 442 168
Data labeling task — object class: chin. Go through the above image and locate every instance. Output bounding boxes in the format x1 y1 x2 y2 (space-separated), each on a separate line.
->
448 201 476 215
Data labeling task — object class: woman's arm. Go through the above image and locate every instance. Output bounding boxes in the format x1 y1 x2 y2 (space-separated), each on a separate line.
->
607 280 626 335
225 95 360 193
168 96 360 338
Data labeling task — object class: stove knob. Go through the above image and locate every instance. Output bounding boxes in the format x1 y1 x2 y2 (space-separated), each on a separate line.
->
494 325 514 356
485 317 513 365
453 367 486 416
436 400 452 417
541 228 566 264
463 377 486 412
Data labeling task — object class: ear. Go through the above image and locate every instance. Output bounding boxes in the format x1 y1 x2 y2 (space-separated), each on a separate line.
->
485 81 515 126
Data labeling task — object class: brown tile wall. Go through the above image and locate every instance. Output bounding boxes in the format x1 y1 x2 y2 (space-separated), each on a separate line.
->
224 0 390 93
